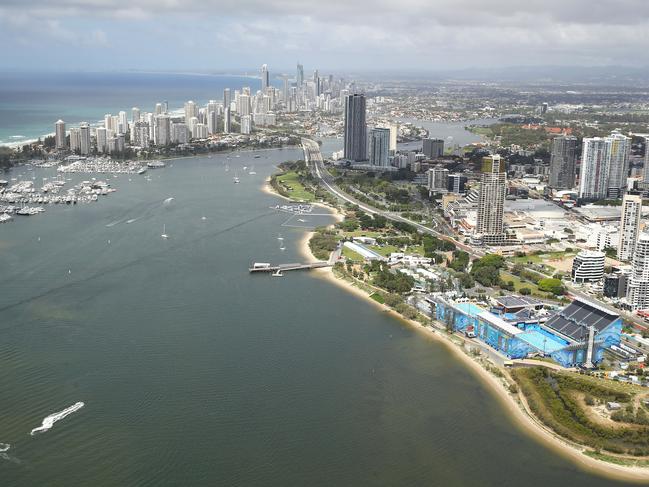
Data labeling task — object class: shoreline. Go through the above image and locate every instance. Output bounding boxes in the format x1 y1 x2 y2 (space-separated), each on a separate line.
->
295 225 649 483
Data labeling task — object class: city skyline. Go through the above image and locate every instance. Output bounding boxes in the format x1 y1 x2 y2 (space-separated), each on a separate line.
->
2 0 649 71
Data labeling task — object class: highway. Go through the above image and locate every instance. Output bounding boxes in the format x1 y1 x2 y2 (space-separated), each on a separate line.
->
301 139 482 257
301 139 648 330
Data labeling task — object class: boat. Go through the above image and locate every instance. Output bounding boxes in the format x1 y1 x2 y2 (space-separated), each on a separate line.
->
249 166 257 175
0 213 12 223
277 234 284 241
272 269 283 277
253 155 261 159
138 167 147 175
147 160 166 169
161 224 169 239
233 172 240 183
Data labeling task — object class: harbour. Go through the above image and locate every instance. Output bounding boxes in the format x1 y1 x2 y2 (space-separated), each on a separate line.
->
0 148 641 486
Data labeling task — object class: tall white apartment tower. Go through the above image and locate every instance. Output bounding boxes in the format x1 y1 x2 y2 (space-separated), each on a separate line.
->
627 233 649 311
579 137 608 200
476 154 507 245
618 193 643 261
605 131 631 198
55 120 67 150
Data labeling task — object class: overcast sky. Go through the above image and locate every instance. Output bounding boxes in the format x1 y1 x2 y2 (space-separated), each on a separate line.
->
1 0 648 72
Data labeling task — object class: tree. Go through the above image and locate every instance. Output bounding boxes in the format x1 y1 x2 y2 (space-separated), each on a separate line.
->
520 287 532 295
538 278 564 295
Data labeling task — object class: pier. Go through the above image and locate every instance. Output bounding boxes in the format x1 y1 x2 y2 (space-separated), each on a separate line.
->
249 261 332 273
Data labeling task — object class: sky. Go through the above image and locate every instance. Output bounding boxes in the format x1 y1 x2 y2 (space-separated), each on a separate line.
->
1 0 648 73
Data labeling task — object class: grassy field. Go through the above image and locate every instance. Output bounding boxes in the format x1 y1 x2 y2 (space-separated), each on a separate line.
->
512 367 649 456
500 271 544 296
275 171 315 202
369 244 399 257
342 246 365 262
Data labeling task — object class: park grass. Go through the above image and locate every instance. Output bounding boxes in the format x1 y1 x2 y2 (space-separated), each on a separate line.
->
342 246 365 262
275 171 315 202
500 271 542 295
369 293 385 304
369 244 399 257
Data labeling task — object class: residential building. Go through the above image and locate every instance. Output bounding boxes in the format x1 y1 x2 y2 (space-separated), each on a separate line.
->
423 138 444 159
475 154 507 245
55 120 66 150
618 193 643 261
572 250 605 283
343 94 367 162
549 135 578 189
369 128 390 167
627 233 649 310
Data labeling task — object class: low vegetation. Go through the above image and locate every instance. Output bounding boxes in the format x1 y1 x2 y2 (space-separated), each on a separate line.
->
512 367 649 456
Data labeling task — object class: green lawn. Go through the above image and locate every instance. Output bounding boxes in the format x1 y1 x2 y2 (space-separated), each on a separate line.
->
342 246 365 262
500 271 543 296
276 171 315 202
369 245 399 257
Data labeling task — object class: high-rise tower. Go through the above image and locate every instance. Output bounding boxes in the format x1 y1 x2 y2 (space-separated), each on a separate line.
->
343 94 367 162
475 154 507 245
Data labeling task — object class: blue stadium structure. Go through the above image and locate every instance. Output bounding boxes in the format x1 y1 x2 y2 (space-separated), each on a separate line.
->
427 295 622 368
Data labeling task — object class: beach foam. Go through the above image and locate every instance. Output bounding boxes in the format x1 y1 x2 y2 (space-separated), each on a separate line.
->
30 402 84 436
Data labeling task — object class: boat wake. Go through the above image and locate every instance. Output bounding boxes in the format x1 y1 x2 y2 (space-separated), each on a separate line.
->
30 402 84 436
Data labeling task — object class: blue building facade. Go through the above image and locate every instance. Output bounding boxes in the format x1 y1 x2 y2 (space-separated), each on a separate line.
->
428 296 622 367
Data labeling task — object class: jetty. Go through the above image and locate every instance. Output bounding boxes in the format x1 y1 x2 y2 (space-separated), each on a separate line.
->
249 261 331 273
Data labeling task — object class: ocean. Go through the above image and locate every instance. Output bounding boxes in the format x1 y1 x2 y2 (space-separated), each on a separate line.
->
0 147 638 486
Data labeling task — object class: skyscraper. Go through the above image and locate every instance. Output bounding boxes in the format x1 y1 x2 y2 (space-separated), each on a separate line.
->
96 127 108 153
627 233 649 310
549 135 578 189
261 64 269 92
55 120 67 150
223 88 231 110
343 94 367 162
369 128 390 167
184 101 198 124
642 137 649 183
579 137 608 200
475 154 507 245
618 193 643 261
422 138 444 159
69 127 81 153
118 111 128 134
154 115 171 146
79 122 91 155
223 107 231 134
240 115 252 135
605 131 631 198
296 62 304 86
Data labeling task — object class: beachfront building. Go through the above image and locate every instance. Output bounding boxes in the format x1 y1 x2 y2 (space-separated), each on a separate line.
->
427 295 622 368
55 120 67 150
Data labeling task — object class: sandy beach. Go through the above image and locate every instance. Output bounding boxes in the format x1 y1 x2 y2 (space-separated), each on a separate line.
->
297 229 649 483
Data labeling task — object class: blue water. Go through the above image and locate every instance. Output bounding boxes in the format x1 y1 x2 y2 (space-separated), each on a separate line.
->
454 302 484 316
519 328 568 353
0 71 278 145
